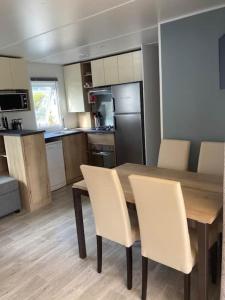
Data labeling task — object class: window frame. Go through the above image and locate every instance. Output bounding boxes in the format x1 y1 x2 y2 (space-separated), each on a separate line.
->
31 78 63 131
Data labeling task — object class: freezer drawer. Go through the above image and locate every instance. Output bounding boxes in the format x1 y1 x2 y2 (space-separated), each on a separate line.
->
114 114 144 165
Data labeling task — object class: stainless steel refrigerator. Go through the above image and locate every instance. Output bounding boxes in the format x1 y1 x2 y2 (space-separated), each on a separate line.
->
112 82 145 165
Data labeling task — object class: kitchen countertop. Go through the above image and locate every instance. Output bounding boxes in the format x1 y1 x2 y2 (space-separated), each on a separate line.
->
44 129 82 140
79 128 115 134
44 128 115 141
0 129 45 136
0 128 115 139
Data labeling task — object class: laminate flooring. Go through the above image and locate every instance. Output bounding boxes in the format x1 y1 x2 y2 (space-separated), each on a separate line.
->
0 185 220 300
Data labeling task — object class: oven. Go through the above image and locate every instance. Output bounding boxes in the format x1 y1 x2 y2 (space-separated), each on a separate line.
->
88 143 115 168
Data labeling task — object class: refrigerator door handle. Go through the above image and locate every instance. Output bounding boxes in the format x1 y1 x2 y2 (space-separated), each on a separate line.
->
114 116 117 130
112 97 115 112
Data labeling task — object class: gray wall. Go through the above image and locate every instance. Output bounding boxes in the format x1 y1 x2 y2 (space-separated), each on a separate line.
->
161 8 225 171
142 44 161 166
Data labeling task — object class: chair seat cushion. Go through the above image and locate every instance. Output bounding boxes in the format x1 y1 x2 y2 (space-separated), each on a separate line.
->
72 180 87 191
0 176 19 196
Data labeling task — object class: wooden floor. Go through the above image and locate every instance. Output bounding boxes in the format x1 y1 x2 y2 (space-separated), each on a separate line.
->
0 185 220 300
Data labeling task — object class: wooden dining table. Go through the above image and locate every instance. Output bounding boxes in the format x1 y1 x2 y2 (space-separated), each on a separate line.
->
72 163 223 300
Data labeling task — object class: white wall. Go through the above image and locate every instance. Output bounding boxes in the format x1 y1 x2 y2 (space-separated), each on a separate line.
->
1 62 78 130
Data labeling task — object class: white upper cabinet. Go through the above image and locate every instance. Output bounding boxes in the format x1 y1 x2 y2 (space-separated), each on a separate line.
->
0 58 12 90
64 63 86 112
103 56 119 85
0 57 30 90
91 59 105 87
133 51 143 81
10 58 30 90
79 51 143 89
118 53 134 84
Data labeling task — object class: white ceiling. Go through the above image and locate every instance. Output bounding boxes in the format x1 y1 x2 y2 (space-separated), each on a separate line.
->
0 0 225 64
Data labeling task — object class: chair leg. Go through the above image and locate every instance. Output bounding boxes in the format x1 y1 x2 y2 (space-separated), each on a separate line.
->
210 241 218 284
218 232 223 277
142 256 148 300
219 232 222 249
96 235 102 273
126 246 132 290
184 273 191 300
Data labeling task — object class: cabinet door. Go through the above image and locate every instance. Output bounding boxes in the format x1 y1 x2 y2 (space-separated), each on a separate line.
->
118 53 134 83
133 51 142 81
0 57 13 89
62 133 87 184
64 64 85 112
10 58 30 90
87 133 115 145
103 56 119 85
4 134 51 212
91 59 105 87
22 134 51 211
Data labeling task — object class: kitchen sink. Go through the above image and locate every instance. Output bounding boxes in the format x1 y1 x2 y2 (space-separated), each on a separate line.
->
44 129 79 140
55 130 78 134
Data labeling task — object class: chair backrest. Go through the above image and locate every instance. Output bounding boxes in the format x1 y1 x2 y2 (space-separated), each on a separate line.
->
197 141 224 176
158 139 191 171
80 165 133 247
129 175 194 274
157 139 190 171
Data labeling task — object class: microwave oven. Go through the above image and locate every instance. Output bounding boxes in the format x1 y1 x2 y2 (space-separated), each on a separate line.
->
0 90 30 112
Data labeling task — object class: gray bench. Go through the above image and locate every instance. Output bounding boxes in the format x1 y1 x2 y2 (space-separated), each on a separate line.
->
0 176 21 217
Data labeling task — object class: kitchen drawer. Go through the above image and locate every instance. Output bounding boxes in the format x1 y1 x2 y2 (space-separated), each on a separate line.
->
87 133 115 146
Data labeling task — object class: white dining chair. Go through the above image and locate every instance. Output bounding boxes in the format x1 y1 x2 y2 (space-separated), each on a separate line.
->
80 165 139 290
129 175 218 300
197 141 224 176
158 139 191 171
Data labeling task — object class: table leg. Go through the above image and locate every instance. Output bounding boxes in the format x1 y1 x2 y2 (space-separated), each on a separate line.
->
73 188 87 259
197 222 209 300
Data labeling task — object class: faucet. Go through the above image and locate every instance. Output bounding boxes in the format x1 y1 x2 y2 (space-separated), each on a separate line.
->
62 117 67 130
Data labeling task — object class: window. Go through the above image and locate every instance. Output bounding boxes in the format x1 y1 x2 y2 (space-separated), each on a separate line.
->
31 80 63 130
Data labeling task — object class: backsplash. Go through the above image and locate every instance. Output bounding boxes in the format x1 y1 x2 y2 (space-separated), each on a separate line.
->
77 112 93 128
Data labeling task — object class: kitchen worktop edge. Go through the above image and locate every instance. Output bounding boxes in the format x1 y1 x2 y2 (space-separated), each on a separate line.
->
0 129 45 137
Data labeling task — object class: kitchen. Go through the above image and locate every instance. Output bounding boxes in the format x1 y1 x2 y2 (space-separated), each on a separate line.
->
0 47 160 210
0 1 224 300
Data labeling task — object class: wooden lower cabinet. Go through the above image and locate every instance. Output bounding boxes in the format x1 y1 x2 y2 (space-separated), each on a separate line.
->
4 133 51 212
62 133 87 184
0 136 8 175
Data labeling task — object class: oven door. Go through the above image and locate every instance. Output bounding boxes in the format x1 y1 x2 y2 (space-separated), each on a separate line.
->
90 150 115 168
88 143 115 168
